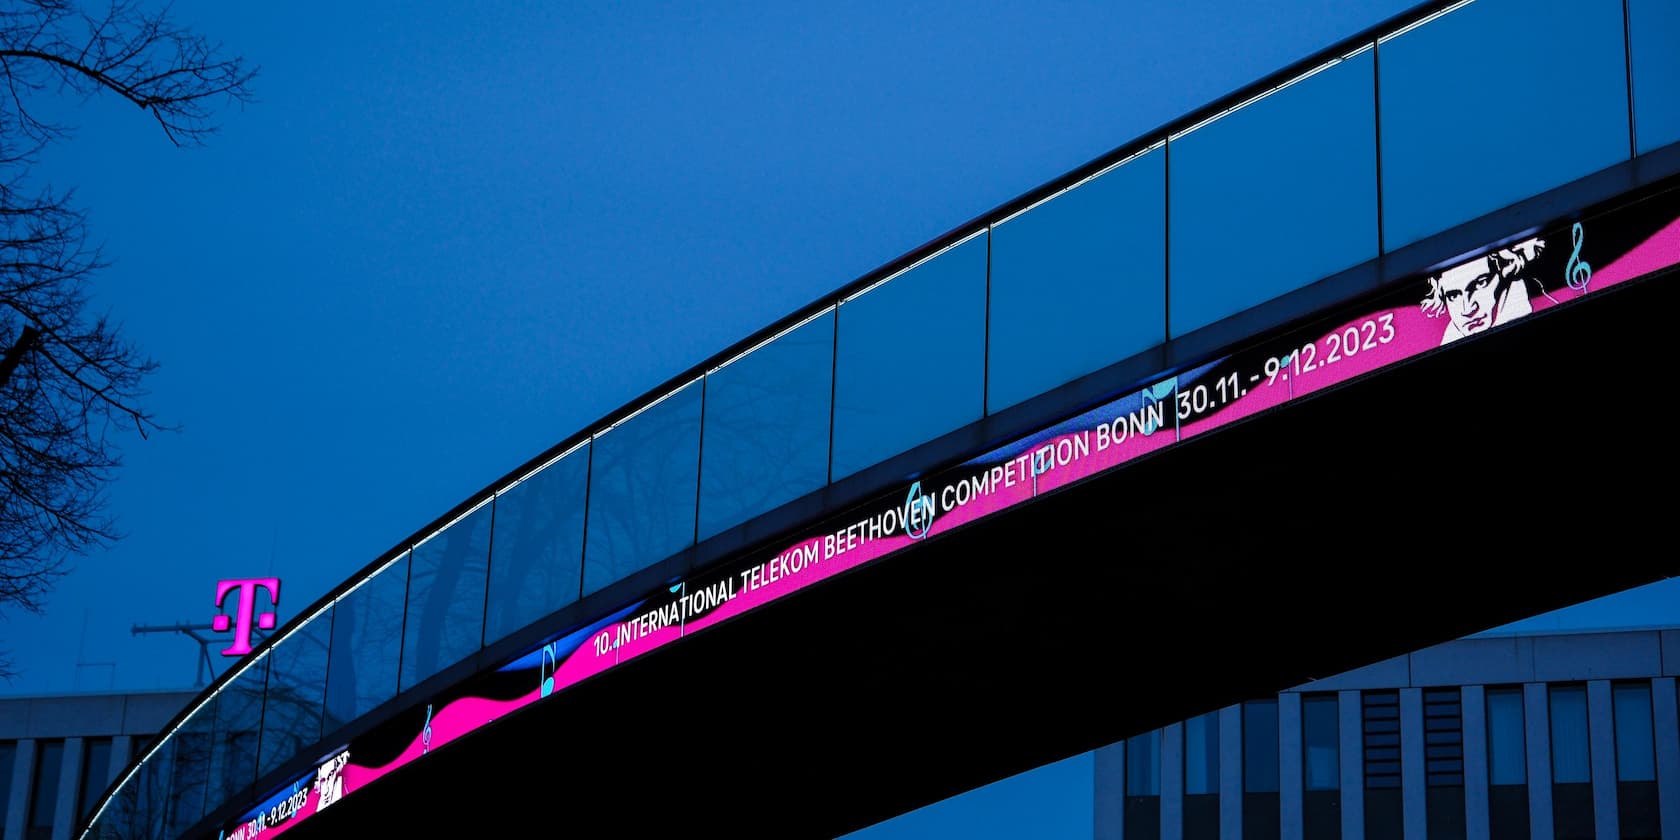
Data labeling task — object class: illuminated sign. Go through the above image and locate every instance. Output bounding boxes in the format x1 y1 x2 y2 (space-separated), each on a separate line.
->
215 186 1680 838
213 577 281 656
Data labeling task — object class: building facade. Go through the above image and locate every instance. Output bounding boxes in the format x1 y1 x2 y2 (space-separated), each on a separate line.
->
1095 628 1680 840
1 691 194 840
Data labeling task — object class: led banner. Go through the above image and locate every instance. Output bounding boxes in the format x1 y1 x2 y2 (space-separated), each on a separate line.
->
212 188 1680 840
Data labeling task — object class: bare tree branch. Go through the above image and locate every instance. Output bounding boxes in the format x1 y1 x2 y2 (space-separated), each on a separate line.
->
0 0 254 681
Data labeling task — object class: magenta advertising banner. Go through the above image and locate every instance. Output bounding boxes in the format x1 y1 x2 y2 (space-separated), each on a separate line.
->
213 186 1680 840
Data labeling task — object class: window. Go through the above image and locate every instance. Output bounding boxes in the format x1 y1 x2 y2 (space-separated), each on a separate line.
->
1244 700 1281 840
1302 694 1341 840
1549 684 1594 840
1485 688 1526 785
77 738 113 820
1184 712 1221 840
1424 688 1467 840
0 740 16 835
1303 694 1339 790
1613 683 1656 781
1185 712 1219 795
1484 687 1530 840
1126 730 1160 796
27 739 64 840
1613 682 1660 839
1125 729 1162 840
1362 691 1402 840
1423 687 1464 785
1244 699 1280 792
1549 685 1590 783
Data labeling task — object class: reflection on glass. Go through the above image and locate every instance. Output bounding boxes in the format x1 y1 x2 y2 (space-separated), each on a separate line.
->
1245 700 1280 792
1169 50 1378 335
1613 683 1656 781
698 310 834 540
1127 729 1161 796
1303 694 1340 790
259 608 333 780
1184 712 1220 795
163 704 215 838
1631 0 1680 153
1549 685 1590 783
1486 687 1526 785
1378 0 1630 250
91 768 137 840
583 379 703 595
484 444 589 645
832 233 987 480
207 654 268 810
324 553 409 732
988 146 1166 413
402 502 492 691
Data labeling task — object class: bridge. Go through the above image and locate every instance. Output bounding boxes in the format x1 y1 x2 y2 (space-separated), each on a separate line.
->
79 0 1680 837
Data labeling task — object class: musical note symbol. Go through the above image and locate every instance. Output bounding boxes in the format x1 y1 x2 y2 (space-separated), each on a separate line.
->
1567 222 1592 292
422 703 433 754
1140 378 1176 435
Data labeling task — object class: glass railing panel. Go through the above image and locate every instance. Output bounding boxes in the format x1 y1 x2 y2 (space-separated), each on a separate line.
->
1169 48 1378 336
832 231 987 481
206 654 268 813
1631 0 1680 154
988 145 1166 413
258 607 333 781
87 771 136 840
162 701 216 838
401 501 493 691
323 552 410 731
484 443 589 646
582 378 703 596
1378 0 1631 250
697 309 835 540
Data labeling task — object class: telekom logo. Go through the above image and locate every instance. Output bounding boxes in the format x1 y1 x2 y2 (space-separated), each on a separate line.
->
212 578 281 656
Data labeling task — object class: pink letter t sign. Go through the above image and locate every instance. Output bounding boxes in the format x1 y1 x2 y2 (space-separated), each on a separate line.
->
213 578 280 656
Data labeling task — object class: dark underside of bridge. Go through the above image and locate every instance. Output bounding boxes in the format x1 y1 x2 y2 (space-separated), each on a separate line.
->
290 270 1680 839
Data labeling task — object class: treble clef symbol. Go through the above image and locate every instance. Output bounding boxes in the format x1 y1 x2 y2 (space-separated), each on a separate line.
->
422 703 433 754
1566 222 1592 292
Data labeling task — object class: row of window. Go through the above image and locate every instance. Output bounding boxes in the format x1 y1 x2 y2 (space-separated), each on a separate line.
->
0 738 120 840
1126 684 1661 795
92 1 1680 836
1120 682 1665 840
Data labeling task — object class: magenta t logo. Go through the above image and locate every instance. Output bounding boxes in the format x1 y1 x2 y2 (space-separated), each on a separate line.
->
212 578 281 656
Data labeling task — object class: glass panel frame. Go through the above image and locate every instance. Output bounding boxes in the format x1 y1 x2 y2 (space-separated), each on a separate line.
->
206 654 269 813
831 231 988 480
324 553 411 732
582 378 704 596
484 442 590 646
401 500 493 692
1168 48 1379 336
697 309 835 540
987 145 1166 414
259 607 334 781
1630 0 1680 154
1377 0 1632 250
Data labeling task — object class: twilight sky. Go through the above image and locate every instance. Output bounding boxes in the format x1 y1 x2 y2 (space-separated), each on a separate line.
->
6 0 1677 807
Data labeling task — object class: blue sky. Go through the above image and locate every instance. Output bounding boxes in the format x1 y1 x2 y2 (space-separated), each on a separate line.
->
0 0 1408 689
8 0 1680 831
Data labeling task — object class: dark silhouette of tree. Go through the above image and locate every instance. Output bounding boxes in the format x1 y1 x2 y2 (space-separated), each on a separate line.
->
0 0 254 678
